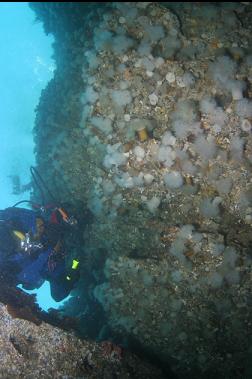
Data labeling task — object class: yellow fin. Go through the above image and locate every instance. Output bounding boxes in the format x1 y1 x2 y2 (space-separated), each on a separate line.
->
13 230 25 240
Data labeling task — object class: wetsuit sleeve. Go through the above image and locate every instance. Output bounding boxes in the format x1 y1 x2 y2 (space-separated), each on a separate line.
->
49 261 80 302
16 248 51 290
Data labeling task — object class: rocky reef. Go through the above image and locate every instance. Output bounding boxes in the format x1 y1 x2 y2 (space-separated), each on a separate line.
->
0 300 165 378
29 2 252 378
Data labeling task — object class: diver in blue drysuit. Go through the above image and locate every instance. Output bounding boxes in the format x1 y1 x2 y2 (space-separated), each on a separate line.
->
0 206 80 302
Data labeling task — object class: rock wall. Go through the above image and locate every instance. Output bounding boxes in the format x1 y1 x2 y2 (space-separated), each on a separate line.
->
30 2 252 378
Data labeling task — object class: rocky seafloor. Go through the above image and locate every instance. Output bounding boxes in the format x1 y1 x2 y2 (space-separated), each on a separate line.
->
11 2 252 378
0 299 165 378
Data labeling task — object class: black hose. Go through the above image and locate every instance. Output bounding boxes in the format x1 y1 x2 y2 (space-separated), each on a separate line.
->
12 167 66 210
30 166 57 205
12 200 34 208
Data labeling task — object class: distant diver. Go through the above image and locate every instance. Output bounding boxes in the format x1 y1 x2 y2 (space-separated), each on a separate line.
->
0 203 80 302
8 174 33 196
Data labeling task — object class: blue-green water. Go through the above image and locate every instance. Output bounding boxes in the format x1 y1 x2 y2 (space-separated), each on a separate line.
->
0 2 53 208
0 2 66 311
1 3 252 377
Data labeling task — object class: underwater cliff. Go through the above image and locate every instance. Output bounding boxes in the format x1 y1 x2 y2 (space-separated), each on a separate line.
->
21 2 252 378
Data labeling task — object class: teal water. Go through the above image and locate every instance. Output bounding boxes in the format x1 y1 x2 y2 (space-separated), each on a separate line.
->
0 2 54 208
0 2 65 311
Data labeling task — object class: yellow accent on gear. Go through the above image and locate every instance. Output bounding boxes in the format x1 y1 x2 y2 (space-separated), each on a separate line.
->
72 259 79 270
13 230 25 241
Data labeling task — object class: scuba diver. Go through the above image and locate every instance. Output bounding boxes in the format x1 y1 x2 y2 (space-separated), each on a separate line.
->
0 203 80 302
